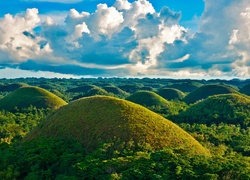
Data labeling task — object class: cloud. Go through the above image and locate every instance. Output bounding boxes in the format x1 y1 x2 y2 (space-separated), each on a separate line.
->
157 0 250 78
1 0 250 78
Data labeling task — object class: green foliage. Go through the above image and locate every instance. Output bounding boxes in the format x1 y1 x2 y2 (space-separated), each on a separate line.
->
177 94 250 127
0 86 67 111
0 137 85 179
70 145 250 180
179 123 250 156
0 107 51 143
1 138 249 180
157 88 186 100
25 96 209 156
184 84 239 104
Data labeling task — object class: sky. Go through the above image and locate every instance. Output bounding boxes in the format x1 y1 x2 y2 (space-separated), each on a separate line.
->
0 0 249 79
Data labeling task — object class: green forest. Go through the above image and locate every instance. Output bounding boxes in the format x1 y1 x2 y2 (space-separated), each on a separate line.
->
0 78 250 179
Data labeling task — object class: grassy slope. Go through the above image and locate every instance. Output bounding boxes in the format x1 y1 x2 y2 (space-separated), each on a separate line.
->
0 86 67 111
184 84 239 104
103 86 129 97
157 88 185 100
25 96 209 156
66 85 97 93
240 83 250 96
165 82 202 93
126 91 170 107
179 93 250 126
0 83 28 92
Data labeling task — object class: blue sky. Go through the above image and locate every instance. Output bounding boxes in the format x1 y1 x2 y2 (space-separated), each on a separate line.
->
0 0 249 79
0 0 204 30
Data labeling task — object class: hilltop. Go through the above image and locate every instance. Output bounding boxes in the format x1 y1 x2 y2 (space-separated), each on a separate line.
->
240 83 250 96
25 96 209 155
165 82 203 93
0 83 28 92
178 93 250 126
184 84 238 104
157 88 185 100
126 91 170 108
102 86 129 98
0 86 67 111
66 84 97 93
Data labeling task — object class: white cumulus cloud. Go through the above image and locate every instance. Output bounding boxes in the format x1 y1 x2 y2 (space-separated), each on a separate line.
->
1 0 250 78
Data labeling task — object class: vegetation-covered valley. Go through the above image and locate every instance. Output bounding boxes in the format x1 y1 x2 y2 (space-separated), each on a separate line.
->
0 77 250 179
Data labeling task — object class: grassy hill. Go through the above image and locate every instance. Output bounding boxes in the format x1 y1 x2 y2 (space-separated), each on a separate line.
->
66 84 97 93
0 83 28 92
0 86 67 111
118 84 142 93
126 91 170 108
240 83 250 96
25 96 209 156
165 82 203 93
178 93 250 126
102 86 129 98
184 84 239 104
139 86 156 91
72 87 110 100
157 88 185 100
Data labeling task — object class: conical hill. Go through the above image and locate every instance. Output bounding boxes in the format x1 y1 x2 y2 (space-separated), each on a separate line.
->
126 91 170 107
240 83 250 96
179 94 250 126
0 86 67 111
157 88 185 100
66 84 97 93
25 96 210 156
0 82 28 92
184 84 238 104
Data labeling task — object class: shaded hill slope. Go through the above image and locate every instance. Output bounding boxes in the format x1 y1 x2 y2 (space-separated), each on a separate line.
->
240 83 250 96
0 83 28 92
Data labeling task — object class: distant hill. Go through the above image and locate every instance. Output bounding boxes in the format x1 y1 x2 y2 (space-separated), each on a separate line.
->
139 86 156 91
178 94 250 126
66 84 97 93
157 88 185 100
0 83 28 92
240 84 250 96
25 96 209 156
126 91 170 107
118 84 142 93
83 87 109 97
72 87 109 100
165 82 203 93
102 86 129 97
184 84 238 104
0 86 67 111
